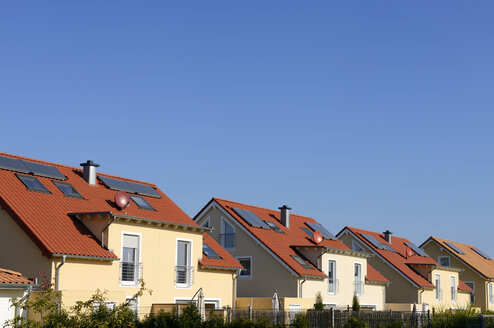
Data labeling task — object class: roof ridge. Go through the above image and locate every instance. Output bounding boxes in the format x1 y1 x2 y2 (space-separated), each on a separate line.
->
0 268 22 276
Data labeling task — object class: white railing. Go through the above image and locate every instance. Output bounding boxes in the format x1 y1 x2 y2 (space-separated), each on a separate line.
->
328 279 339 294
120 261 142 285
175 265 194 287
220 233 235 249
354 280 364 296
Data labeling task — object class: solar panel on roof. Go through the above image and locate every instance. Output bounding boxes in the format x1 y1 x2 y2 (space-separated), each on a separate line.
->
405 242 428 257
98 176 135 193
301 227 314 238
22 160 65 180
127 181 161 198
232 207 270 229
0 156 30 173
444 241 466 255
305 222 336 240
472 247 491 260
361 234 395 252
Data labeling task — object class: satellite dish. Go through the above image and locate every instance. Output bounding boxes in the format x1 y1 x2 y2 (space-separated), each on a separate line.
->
115 191 130 210
313 231 323 244
406 245 415 258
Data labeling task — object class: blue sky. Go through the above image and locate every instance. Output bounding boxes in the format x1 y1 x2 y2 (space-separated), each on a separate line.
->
1 2 493 254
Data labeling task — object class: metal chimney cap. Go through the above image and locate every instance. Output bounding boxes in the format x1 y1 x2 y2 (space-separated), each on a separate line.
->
80 160 100 167
383 230 393 235
279 205 292 210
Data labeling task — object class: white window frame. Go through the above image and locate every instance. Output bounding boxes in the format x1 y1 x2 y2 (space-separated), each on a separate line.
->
175 238 194 289
352 240 365 253
120 231 142 287
221 217 235 250
236 256 252 280
464 281 475 304
438 256 450 267
328 259 337 295
204 298 221 310
200 216 211 228
435 274 441 302
354 262 363 297
489 283 493 305
450 275 457 302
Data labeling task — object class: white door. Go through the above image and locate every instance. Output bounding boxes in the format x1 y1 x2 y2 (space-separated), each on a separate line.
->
288 304 301 322
0 297 11 326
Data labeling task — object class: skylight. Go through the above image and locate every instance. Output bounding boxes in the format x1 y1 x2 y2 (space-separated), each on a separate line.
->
130 196 155 211
301 227 314 238
291 255 312 269
264 220 284 233
53 181 83 199
444 241 465 255
203 244 221 259
16 174 51 193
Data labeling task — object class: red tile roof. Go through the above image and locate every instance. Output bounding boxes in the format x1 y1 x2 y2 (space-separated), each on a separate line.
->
199 234 243 270
203 198 383 279
0 152 197 259
366 264 389 284
458 279 473 292
423 237 494 280
0 268 33 285
342 227 437 288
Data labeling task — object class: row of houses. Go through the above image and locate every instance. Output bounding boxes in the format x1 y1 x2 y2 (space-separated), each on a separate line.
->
0 152 493 324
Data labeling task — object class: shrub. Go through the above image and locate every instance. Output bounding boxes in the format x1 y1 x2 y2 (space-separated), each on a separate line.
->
314 292 324 311
290 313 310 328
352 295 360 312
344 316 368 328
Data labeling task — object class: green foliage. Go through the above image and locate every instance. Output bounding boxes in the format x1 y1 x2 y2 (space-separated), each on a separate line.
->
429 308 479 328
139 309 178 328
352 295 360 312
314 292 324 311
344 316 369 328
289 313 309 328
387 321 404 328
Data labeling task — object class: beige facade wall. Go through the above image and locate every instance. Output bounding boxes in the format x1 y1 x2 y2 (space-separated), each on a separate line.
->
55 220 235 314
198 207 298 298
0 289 27 324
0 209 52 281
421 268 470 310
423 241 489 311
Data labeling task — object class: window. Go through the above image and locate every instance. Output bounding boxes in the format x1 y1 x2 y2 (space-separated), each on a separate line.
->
264 220 284 233
93 301 116 311
200 217 210 228
300 227 314 238
176 240 193 287
203 244 221 259
121 233 140 285
53 181 83 198
438 256 450 267
291 255 312 269
435 274 442 302
328 260 337 295
451 276 457 302
126 297 138 315
465 282 475 304
489 283 493 304
352 241 365 252
16 174 51 193
220 219 235 249
130 196 155 211
237 257 252 279
354 263 362 296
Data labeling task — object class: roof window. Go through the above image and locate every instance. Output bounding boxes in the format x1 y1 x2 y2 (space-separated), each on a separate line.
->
301 227 314 238
291 255 312 269
53 181 83 199
264 220 284 233
130 196 155 211
16 174 51 193
203 244 221 259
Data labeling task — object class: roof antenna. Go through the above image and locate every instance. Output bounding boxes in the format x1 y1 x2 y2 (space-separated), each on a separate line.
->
115 191 130 213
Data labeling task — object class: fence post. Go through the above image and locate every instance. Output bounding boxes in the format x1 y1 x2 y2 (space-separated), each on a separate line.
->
427 309 430 328
227 306 231 323
481 314 484 328
176 304 180 317
248 305 252 321
330 308 334 327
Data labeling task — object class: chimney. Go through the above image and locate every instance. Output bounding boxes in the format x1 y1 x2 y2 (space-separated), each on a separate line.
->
383 230 393 243
80 160 100 185
279 205 292 228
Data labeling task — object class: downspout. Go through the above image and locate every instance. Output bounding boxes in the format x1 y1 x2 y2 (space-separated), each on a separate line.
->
300 275 307 298
16 284 33 318
56 255 67 291
233 269 241 310
101 215 116 248
419 287 425 306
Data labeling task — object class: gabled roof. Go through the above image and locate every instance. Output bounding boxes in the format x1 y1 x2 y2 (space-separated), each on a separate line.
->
340 226 437 288
366 264 389 284
198 198 377 279
422 236 494 280
0 152 197 259
199 233 243 271
0 268 33 285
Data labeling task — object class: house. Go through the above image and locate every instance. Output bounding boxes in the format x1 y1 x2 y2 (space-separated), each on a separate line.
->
0 268 34 325
421 236 494 311
0 153 242 317
337 227 472 311
194 198 389 311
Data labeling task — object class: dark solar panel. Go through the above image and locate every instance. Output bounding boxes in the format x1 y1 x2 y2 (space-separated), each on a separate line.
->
232 208 270 229
444 241 465 255
203 244 221 259
130 196 155 211
98 176 135 193
361 234 395 252
405 242 428 257
127 181 161 198
264 221 284 233
305 222 336 240
22 160 66 180
301 227 314 238
0 156 30 173
53 181 83 199
291 255 313 269
16 174 51 193
472 247 491 260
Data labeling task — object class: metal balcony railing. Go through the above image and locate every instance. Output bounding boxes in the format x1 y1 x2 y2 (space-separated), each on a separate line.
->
436 289 443 302
220 233 235 249
175 265 194 287
120 261 142 285
354 280 364 296
328 279 339 294
451 288 457 302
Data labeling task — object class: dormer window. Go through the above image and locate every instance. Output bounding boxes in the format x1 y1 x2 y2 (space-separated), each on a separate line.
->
53 181 83 199
16 174 51 193
130 196 155 211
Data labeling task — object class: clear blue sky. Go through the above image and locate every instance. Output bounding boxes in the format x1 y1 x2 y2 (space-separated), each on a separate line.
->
1 2 493 254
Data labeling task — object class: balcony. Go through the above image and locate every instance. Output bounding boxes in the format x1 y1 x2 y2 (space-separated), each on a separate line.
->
220 233 235 249
328 279 339 295
175 265 194 287
120 261 142 285
354 280 364 296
